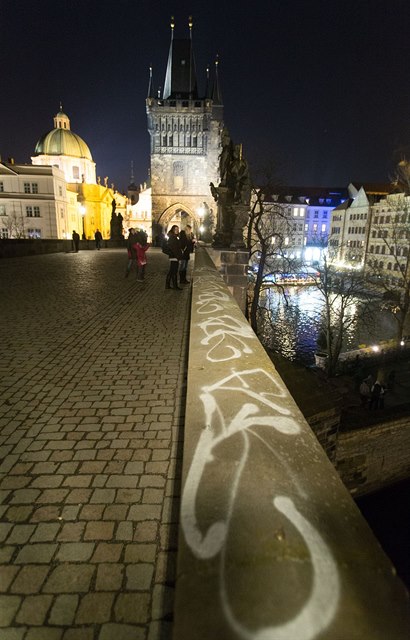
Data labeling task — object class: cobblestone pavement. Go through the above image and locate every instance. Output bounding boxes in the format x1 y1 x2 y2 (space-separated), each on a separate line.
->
0 247 191 640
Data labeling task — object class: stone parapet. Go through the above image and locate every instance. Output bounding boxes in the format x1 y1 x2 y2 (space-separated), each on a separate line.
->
173 247 410 640
336 416 410 496
207 247 248 314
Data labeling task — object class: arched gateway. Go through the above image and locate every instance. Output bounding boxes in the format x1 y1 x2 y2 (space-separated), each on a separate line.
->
146 18 224 241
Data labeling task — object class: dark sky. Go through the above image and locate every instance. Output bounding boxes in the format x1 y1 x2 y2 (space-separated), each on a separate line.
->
1 0 409 192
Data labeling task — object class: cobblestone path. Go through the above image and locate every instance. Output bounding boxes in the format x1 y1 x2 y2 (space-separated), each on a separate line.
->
0 248 191 640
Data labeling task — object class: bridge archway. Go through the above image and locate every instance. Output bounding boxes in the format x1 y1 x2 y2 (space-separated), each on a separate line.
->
158 203 200 230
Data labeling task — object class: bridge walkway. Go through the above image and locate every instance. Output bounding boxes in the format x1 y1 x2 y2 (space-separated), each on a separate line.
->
0 247 189 640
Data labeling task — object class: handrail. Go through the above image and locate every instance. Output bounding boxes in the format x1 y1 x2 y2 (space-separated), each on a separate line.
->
173 247 410 640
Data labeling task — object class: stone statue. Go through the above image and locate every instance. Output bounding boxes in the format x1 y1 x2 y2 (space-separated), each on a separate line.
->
211 129 251 248
109 199 123 240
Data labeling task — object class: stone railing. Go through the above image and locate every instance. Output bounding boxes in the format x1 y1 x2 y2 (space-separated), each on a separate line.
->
173 247 410 640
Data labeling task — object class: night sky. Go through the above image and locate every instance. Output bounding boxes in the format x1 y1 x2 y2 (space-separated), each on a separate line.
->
1 0 409 192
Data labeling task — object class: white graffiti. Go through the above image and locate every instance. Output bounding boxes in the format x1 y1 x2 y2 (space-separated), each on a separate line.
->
181 360 340 640
198 315 256 362
221 494 340 640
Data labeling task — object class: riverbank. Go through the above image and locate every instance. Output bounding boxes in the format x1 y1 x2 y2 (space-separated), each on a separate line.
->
267 348 410 432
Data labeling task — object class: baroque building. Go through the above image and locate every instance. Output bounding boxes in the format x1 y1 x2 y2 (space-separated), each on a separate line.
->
30 106 126 240
146 18 223 240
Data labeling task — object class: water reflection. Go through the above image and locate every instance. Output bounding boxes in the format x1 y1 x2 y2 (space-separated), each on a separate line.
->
258 286 397 365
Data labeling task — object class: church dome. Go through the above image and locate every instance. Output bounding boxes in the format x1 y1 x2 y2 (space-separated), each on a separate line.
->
33 108 92 161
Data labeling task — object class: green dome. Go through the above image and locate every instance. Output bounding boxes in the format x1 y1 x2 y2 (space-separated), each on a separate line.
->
34 129 92 160
34 109 93 160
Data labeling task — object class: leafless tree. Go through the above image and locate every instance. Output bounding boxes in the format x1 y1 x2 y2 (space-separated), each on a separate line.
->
0 211 26 238
246 186 299 333
313 248 372 376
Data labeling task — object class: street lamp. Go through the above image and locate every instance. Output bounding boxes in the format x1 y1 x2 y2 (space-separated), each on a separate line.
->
80 205 86 240
197 205 204 241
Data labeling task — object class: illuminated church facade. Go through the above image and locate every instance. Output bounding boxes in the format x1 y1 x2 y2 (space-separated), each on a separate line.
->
146 18 223 239
0 107 128 241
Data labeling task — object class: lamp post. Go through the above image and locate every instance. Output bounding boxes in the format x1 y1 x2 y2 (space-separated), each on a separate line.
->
80 205 86 240
197 206 204 242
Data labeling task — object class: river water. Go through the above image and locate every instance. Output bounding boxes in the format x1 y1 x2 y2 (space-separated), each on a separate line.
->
257 286 410 590
258 285 397 365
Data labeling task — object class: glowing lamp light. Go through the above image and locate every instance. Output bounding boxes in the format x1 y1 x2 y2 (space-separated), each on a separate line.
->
199 225 205 233
371 345 380 352
400 340 405 346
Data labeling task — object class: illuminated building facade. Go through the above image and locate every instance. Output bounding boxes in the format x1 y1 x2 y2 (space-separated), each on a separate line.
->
146 18 222 236
31 107 126 240
0 160 78 239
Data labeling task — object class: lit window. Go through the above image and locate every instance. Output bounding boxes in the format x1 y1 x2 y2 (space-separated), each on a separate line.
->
293 208 298 217
313 223 318 232
27 228 41 238
299 208 304 217
321 224 326 233
284 237 289 245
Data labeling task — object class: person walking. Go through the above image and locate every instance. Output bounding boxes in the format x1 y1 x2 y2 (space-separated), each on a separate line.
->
178 228 192 284
125 228 138 277
94 229 102 250
72 230 80 252
165 225 183 290
359 376 372 407
134 229 150 282
369 380 383 410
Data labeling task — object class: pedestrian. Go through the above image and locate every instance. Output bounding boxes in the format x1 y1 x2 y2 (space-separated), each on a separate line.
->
359 377 371 407
72 230 80 252
178 229 192 284
165 225 183 290
369 380 382 410
134 229 150 282
94 229 102 250
125 228 138 277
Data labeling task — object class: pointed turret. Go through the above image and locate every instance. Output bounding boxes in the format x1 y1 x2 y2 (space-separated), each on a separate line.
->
147 65 155 99
163 16 198 100
205 65 211 99
211 55 223 106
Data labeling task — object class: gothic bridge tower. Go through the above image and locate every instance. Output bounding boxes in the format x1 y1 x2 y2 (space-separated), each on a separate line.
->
146 17 223 238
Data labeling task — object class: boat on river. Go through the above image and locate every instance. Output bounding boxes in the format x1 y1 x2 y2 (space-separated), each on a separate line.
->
262 268 320 287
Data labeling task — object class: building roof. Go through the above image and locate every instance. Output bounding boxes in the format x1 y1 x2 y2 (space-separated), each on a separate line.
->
33 108 93 161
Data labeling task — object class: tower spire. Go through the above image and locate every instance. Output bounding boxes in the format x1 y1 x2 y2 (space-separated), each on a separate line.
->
163 16 198 100
211 55 223 106
147 65 155 98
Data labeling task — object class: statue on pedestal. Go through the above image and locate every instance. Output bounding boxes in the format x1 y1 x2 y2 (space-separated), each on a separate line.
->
110 199 123 240
211 128 251 248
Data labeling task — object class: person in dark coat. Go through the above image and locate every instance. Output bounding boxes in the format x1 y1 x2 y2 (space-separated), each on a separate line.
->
178 229 191 284
72 230 80 252
369 381 383 410
125 228 138 277
94 229 102 250
166 225 183 290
